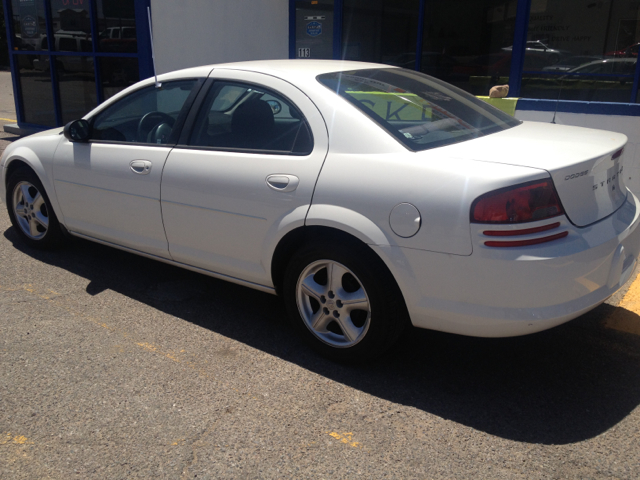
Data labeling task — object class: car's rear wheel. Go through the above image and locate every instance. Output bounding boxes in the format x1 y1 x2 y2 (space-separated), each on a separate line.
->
6 168 65 249
283 240 408 362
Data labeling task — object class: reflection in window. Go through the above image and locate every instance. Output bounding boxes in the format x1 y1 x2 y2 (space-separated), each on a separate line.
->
420 0 517 95
342 0 419 67
318 68 520 151
91 80 197 144
57 56 96 125
16 55 55 126
188 82 313 154
521 0 640 103
49 0 92 51
99 57 139 100
96 0 137 53
11 0 47 51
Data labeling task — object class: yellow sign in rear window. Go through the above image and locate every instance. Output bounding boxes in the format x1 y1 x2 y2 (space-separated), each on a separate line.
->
345 91 432 121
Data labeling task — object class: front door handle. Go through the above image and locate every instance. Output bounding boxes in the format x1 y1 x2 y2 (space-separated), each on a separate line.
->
266 174 299 193
130 160 152 175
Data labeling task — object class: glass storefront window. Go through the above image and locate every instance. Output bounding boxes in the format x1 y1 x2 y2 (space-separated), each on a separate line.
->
57 56 96 124
420 0 518 96
49 0 92 52
99 57 139 100
295 0 334 59
11 0 48 51
521 0 640 103
16 54 56 126
96 0 138 53
342 0 419 67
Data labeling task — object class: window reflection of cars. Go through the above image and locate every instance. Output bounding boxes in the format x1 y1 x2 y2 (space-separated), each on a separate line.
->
560 58 637 82
502 40 569 64
99 26 137 53
541 55 603 73
454 52 552 78
605 43 640 58
547 58 638 102
32 34 93 74
385 52 460 82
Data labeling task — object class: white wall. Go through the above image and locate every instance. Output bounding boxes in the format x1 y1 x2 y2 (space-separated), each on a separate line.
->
516 110 640 197
150 0 289 74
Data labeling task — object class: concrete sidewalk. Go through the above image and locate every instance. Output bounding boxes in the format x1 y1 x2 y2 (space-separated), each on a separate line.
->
0 71 17 126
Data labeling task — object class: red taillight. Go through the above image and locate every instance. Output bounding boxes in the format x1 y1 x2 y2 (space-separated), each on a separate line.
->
471 180 564 224
484 231 568 247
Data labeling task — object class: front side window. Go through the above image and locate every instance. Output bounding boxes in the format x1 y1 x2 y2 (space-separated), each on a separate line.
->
318 68 521 151
187 82 313 154
90 80 198 144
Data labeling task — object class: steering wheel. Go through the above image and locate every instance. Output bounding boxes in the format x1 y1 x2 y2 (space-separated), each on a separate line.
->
137 111 175 143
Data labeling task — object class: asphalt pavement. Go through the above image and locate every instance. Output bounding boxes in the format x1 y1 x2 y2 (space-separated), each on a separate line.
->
1 74 640 479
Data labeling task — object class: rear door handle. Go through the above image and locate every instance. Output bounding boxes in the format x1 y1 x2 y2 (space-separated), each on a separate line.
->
266 174 299 193
130 160 152 175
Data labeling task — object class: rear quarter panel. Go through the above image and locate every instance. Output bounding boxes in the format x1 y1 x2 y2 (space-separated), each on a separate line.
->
308 149 550 256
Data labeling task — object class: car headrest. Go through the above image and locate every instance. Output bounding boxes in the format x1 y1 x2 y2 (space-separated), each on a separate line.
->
232 99 275 138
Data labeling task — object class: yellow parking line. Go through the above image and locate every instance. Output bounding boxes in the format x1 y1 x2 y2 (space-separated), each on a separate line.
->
604 277 640 335
0 117 16 122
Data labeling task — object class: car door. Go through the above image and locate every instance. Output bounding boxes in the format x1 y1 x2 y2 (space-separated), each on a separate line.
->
53 79 201 258
161 70 329 286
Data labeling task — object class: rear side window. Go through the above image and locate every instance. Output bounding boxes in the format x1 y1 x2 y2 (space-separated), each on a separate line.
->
317 68 521 151
187 82 313 154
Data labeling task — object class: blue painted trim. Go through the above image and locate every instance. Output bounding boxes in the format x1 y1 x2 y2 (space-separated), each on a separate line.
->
415 0 426 71
11 121 55 130
333 0 343 60
517 99 640 116
289 0 296 58
509 0 531 98
632 55 640 103
135 0 154 81
88 0 103 104
42 0 62 127
3 0 23 124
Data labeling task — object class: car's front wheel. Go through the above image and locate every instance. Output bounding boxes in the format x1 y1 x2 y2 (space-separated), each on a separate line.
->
283 239 408 362
6 168 65 249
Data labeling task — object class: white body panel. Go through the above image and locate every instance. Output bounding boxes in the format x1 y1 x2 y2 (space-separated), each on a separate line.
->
53 142 172 258
161 69 329 285
371 193 640 336
438 122 629 226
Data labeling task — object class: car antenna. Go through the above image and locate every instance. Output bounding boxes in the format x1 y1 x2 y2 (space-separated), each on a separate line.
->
551 74 563 124
147 6 161 89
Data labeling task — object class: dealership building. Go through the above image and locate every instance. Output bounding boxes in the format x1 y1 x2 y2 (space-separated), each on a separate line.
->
3 0 640 187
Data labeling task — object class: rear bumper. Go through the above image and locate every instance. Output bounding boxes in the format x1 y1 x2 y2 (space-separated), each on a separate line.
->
374 191 640 337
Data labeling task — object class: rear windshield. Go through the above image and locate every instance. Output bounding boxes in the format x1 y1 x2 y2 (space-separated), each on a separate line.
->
317 68 521 152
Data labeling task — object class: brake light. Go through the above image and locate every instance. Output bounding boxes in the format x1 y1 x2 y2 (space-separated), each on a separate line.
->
471 179 564 224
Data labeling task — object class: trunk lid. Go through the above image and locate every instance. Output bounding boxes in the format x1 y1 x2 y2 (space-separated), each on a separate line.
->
441 121 628 227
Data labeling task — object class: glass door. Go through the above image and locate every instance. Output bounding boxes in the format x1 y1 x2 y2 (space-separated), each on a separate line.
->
294 0 335 59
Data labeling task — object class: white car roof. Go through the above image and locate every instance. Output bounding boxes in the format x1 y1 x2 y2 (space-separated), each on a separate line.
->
158 59 395 84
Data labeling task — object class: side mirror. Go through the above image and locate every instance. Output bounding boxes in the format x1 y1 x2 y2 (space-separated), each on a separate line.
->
63 119 91 142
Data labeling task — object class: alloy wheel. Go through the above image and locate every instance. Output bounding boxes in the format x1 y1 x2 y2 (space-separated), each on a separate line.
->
295 259 371 348
12 181 49 240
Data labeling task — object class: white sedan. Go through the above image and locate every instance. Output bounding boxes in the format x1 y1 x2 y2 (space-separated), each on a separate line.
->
2 60 639 362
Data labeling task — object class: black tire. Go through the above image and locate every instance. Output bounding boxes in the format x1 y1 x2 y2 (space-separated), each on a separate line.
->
6 167 65 249
283 238 409 362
